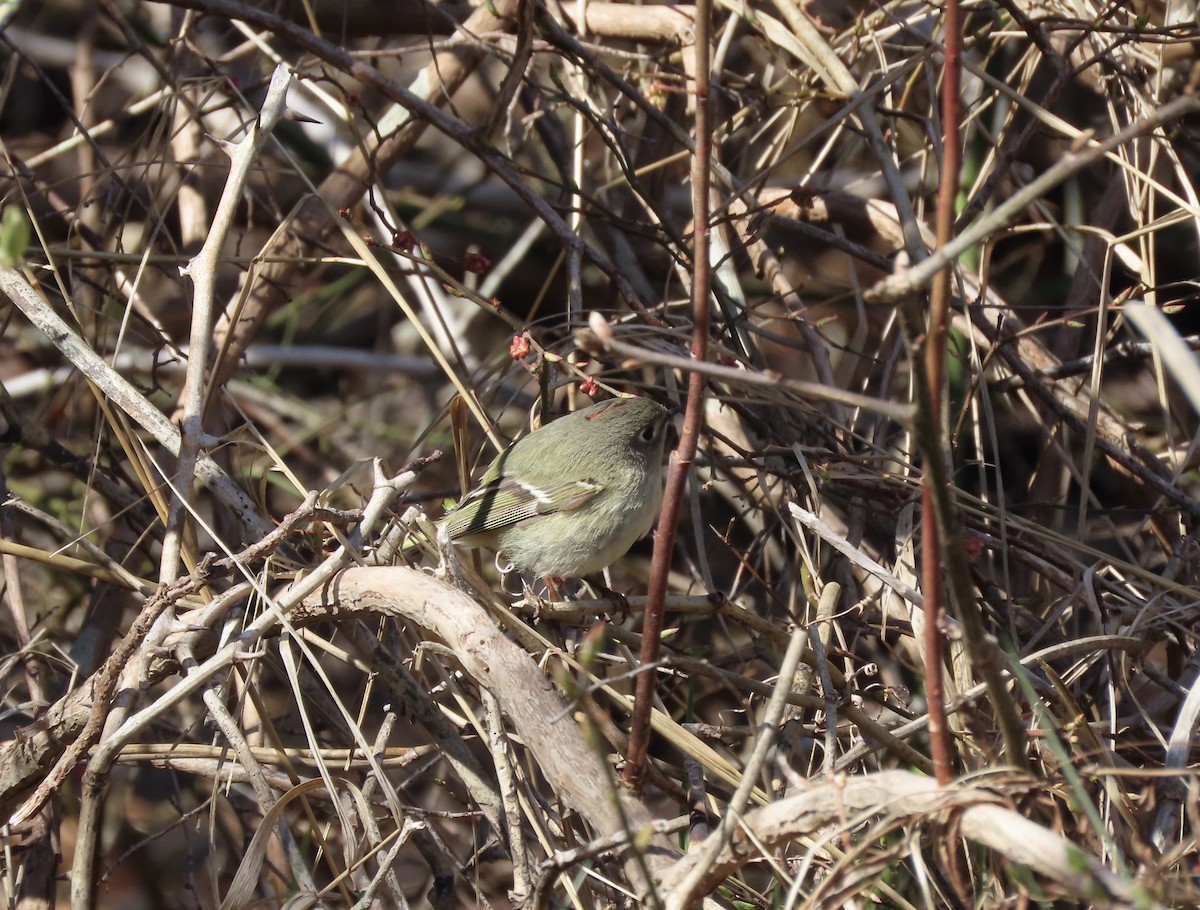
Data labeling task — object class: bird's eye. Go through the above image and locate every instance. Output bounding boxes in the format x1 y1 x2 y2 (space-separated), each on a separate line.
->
639 424 656 443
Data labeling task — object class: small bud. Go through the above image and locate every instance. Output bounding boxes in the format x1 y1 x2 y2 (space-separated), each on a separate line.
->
509 335 532 360
463 251 490 274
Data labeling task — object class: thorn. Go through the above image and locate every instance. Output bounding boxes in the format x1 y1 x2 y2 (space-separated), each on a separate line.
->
281 107 319 125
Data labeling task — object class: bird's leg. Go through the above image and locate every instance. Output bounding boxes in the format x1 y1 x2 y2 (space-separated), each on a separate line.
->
543 576 565 602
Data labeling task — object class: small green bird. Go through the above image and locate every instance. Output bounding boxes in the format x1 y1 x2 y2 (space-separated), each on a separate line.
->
441 397 672 578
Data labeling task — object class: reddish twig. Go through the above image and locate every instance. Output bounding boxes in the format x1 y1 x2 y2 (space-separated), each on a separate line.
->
622 0 712 792
923 0 962 786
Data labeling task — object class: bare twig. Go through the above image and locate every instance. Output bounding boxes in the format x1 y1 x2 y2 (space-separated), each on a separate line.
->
868 92 1200 303
622 0 712 793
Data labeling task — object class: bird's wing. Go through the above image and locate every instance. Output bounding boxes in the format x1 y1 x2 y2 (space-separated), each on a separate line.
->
442 476 604 538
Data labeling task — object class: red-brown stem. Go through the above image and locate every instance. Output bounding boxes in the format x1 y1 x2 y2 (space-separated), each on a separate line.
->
924 0 962 787
622 0 712 791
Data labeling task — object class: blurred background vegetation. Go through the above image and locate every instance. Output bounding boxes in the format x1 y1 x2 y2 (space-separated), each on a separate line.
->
2 0 1200 906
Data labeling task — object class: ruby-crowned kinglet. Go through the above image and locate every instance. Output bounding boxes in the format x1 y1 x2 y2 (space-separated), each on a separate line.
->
440 397 672 578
